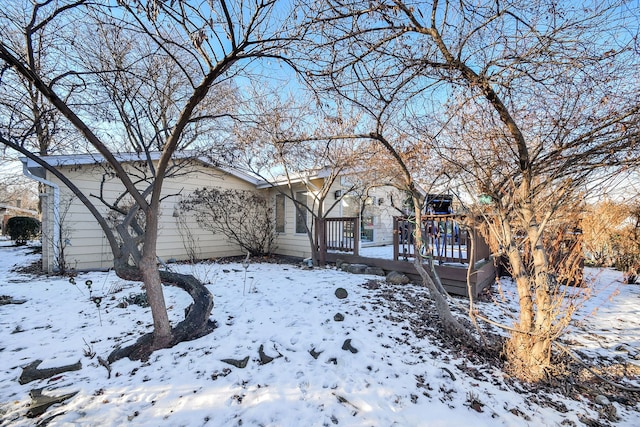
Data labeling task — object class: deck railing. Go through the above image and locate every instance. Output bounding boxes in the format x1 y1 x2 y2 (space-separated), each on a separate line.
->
316 215 491 266
394 215 485 264
316 217 359 257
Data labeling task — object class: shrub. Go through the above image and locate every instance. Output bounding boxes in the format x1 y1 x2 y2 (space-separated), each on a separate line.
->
6 216 40 246
181 188 276 256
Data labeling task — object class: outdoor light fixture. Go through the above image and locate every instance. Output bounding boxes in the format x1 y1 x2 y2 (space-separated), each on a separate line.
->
334 190 343 199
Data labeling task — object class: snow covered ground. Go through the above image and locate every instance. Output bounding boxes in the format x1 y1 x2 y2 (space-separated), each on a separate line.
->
0 239 639 426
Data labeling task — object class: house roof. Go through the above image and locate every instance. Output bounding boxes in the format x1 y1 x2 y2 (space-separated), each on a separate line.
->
0 203 38 216
255 166 334 189
20 151 265 186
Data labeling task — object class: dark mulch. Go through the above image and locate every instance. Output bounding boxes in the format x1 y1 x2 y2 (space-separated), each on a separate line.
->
359 277 640 426
11 259 43 276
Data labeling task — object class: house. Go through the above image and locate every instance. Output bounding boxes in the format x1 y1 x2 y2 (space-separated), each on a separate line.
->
20 154 402 270
1 203 38 236
258 168 412 258
21 153 495 296
20 153 263 272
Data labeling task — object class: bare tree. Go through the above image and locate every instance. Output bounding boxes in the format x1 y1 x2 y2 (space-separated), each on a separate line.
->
0 0 310 361
304 0 640 380
581 199 630 266
234 90 397 264
0 1 75 158
0 1 81 218
0 173 38 211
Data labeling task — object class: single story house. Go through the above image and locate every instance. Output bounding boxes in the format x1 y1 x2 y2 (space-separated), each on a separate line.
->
20 153 408 272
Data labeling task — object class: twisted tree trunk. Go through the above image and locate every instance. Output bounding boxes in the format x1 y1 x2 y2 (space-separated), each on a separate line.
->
108 267 215 363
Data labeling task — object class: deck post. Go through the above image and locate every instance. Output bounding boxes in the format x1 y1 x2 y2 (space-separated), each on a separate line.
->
393 217 399 261
353 217 360 257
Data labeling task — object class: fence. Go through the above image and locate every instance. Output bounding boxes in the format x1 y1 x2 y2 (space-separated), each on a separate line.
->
393 215 486 264
316 217 359 260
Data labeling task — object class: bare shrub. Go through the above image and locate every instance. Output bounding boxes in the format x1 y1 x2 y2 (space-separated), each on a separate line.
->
181 188 277 257
612 203 640 284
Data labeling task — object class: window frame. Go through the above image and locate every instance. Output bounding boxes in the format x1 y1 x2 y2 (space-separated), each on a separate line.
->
295 191 308 234
275 193 285 233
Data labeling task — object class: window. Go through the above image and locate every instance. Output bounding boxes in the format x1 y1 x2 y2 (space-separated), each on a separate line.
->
295 191 308 234
275 194 285 233
362 216 374 242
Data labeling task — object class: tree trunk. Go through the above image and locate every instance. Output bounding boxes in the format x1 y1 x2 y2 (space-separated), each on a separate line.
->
413 258 475 343
503 223 554 381
109 268 215 362
108 208 215 363
140 209 172 348
411 203 477 347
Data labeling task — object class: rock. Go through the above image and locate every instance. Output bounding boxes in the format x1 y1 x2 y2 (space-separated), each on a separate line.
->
221 356 250 368
386 270 410 285
365 266 385 276
595 395 611 406
342 338 358 354
258 345 274 365
0 296 27 305
334 313 345 322
363 280 381 290
309 348 323 359
335 288 348 299
19 359 82 385
258 344 281 365
27 388 78 418
347 264 367 274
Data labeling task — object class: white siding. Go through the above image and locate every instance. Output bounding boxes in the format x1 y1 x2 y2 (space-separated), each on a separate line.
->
327 180 405 247
40 189 55 271
266 185 315 260
44 161 256 272
39 162 410 271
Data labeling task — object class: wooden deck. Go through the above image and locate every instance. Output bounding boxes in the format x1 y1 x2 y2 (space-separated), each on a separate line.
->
317 215 496 297
324 252 495 297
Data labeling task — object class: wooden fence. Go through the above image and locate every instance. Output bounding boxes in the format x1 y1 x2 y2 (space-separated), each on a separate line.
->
394 215 482 264
316 217 359 265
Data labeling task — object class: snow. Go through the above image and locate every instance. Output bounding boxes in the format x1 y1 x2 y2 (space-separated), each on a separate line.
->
1 239 639 426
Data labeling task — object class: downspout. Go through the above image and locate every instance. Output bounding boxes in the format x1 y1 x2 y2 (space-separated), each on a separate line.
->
21 159 60 272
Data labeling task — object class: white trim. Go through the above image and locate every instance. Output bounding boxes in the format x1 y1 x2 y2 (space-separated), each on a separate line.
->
255 167 333 189
20 151 265 187
21 160 60 271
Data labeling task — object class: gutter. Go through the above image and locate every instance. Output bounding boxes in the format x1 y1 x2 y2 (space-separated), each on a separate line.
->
21 159 60 271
